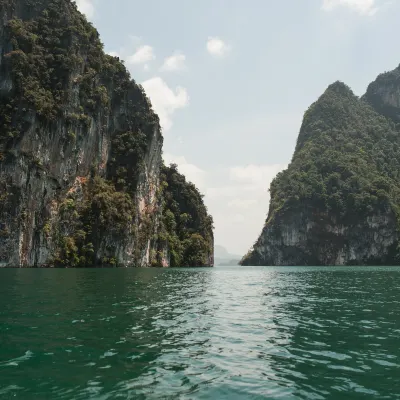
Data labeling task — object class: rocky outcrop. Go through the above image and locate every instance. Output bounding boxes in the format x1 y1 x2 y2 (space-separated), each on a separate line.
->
242 68 400 266
0 0 213 267
243 206 398 266
363 64 400 123
152 165 214 267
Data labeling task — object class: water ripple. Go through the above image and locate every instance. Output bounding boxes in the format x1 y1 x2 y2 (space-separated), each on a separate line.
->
1 267 400 399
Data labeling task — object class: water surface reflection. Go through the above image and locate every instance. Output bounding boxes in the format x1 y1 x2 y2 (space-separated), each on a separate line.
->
1 267 400 399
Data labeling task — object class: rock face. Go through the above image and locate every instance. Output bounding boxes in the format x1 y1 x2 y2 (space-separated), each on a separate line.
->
0 0 213 267
363 65 400 123
242 67 400 266
152 165 214 268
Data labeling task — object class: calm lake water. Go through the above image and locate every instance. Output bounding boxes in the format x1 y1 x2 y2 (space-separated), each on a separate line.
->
1 267 400 399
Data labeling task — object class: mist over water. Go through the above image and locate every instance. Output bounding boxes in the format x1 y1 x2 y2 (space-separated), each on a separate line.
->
1 267 400 399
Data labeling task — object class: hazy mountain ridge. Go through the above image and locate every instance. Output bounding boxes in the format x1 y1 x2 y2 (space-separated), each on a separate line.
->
214 245 240 265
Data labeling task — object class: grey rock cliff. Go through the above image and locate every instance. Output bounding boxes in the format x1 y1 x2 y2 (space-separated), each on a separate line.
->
242 69 400 266
244 207 398 266
0 0 213 267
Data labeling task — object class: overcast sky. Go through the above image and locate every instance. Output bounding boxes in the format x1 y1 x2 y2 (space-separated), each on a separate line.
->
76 0 399 255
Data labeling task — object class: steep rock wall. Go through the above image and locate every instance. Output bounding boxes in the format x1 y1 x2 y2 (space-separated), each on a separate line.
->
242 75 400 266
363 64 400 123
244 206 398 266
152 165 214 267
0 0 213 267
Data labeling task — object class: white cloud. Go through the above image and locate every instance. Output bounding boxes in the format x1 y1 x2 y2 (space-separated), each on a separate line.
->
108 38 152 70
205 163 287 254
321 0 378 15
141 77 189 131
108 37 142 60
206 37 231 57
161 52 186 72
156 155 288 254
230 164 287 186
127 45 155 66
231 214 245 223
106 41 188 131
163 154 206 191
207 184 257 199
108 51 120 58
75 0 95 18
228 199 258 209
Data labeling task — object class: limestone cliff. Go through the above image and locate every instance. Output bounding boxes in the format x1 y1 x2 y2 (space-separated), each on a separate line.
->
0 0 213 267
153 164 214 267
242 66 400 266
363 64 400 123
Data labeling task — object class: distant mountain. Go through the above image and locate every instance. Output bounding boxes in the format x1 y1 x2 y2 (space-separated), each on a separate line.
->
214 245 241 266
217 259 241 266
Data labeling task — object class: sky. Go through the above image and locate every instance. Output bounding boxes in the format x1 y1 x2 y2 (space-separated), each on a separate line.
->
75 0 400 255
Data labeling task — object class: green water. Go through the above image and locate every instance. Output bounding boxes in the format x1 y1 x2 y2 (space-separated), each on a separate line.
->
1 267 400 399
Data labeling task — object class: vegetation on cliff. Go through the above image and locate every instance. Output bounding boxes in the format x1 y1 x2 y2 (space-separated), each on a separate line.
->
49 176 136 267
242 71 400 266
0 0 214 267
0 0 158 164
151 164 214 267
363 64 400 123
